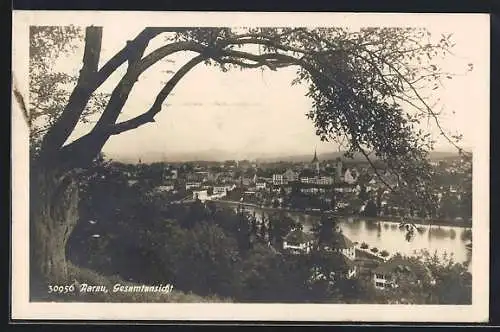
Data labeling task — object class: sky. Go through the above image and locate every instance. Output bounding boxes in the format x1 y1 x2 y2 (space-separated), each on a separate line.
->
19 12 490 161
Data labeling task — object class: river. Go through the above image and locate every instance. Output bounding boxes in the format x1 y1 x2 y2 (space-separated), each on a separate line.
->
215 200 472 265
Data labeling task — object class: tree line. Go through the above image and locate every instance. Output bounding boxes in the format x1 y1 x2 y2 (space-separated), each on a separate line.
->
67 159 471 304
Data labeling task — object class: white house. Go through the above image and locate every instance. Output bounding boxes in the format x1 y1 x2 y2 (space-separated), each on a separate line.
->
256 182 267 190
308 233 358 281
372 255 435 290
272 173 286 185
192 190 209 202
213 185 230 195
334 186 355 193
300 187 326 194
283 229 314 254
300 176 334 185
155 184 175 192
283 169 299 182
186 182 202 190
344 168 358 184
337 234 356 260
325 234 358 278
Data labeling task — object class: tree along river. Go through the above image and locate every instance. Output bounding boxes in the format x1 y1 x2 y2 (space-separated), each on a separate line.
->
215 201 472 266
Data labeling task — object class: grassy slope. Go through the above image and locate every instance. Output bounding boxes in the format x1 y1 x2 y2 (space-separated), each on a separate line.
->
31 263 231 303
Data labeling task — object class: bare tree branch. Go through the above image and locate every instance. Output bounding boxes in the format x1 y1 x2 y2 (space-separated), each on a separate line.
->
357 45 468 155
92 41 207 133
39 26 103 160
108 55 207 135
37 27 189 162
93 28 189 88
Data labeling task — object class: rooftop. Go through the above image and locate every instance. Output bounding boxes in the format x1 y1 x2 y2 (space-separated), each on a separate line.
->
285 229 314 244
335 233 354 249
373 255 432 281
311 149 319 163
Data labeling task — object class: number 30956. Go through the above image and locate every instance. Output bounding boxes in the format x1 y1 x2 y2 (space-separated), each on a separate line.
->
48 285 75 293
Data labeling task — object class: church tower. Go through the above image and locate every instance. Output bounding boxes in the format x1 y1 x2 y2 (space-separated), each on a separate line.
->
335 157 343 182
311 148 320 175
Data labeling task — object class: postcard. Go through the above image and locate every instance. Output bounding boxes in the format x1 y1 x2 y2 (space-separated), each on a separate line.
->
11 10 490 322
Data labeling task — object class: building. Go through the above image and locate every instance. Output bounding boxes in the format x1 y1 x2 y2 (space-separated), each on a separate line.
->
192 190 209 202
283 169 299 182
300 187 326 194
307 233 358 282
272 173 286 185
162 168 178 181
283 229 314 254
213 185 234 196
300 176 334 185
256 182 267 190
299 169 316 183
333 183 356 193
335 158 343 182
311 149 320 175
186 182 202 190
241 177 253 186
272 169 299 186
154 184 175 192
372 255 435 290
336 234 356 261
322 233 357 278
344 168 358 184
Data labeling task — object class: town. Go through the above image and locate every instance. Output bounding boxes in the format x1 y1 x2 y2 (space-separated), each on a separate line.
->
70 150 472 304
127 150 472 225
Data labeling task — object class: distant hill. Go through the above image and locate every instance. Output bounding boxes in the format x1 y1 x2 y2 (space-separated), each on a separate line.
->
256 150 463 163
428 151 464 160
107 149 465 164
107 149 239 163
255 151 359 163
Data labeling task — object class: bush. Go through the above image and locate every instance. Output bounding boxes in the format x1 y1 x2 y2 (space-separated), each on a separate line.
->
360 242 369 249
380 250 389 257
370 247 379 253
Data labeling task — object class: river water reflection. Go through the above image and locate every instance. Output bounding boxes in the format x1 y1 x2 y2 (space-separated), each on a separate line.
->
221 203 472 265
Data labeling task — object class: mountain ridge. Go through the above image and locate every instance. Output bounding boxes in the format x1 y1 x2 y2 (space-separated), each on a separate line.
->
106 149 466 163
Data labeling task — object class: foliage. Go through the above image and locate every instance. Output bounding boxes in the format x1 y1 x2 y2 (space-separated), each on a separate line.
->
363 199 379 217
171 223 240 297
71 161 473 304
233 244 284 301
415 249 472 304
306 250 350 302
267 212 300 249
29 26 109 157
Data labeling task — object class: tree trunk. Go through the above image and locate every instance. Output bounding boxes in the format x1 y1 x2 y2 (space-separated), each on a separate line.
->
30 164 79 295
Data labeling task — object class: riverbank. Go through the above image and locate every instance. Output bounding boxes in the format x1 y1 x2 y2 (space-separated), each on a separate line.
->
212 199 472 229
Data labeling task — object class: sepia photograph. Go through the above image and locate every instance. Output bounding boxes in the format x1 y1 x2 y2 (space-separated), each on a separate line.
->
11 11 489 322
